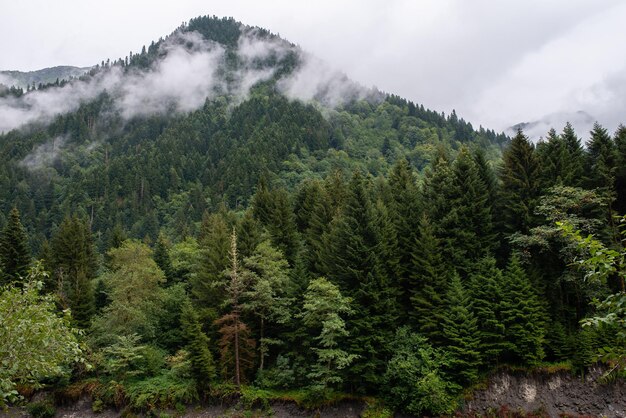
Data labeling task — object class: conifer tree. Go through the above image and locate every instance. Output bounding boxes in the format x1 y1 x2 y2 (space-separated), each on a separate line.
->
214 229 255 387
442 273 481 385
192 211 230 311
50 215 97 328
0 208 31 285
386 159 421 309
449 147 494 273
561 122 585 187
153 232 174 284
500 255 546 364
613 124 626 215
586 122 616 192
408 214 448 344
499 129 541 236
537 128 567 187
468 258 506 364
181 299 216 390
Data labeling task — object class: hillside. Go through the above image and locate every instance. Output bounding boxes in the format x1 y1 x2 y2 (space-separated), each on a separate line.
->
0 65 90 89
0 15 624 418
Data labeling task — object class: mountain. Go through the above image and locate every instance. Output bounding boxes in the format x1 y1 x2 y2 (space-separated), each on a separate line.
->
0 15 507 247
0 65 90 89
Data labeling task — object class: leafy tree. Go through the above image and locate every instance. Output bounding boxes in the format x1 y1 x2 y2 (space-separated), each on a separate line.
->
91 240 165 345
0 263 84 406
241 240 292 371
0 207 31 285
382 327 456 416
300 277 356 392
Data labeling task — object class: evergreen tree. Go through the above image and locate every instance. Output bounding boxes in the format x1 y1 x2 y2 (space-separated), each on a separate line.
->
586 122 616 192
0 208 31 285
500 255 546 364
499 129 541 236
50 215 97 328
408 214 448 344
613 124 626 215
153 232 174 284
181 299 216 390
537 128 567 187
467 258 506 364
442 273 481 385
561 122 585 187
449 147 495 274
300 277 356 393
386 159 421 309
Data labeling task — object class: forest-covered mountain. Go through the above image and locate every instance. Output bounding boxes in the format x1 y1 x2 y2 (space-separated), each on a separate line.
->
0 65 90 90
0 15 624 417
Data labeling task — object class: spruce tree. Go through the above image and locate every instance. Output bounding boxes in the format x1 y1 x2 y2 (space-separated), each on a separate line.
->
181 299 216 391
468 257 506 364
613 124 626 215
499 129 541 236
408 214 448 344
449 147 494 274
153 232 174 284
586 122 616 192
442 273 481 385
537 128 567 187
386 159 421 310
561 122 585 187
500 255 546 365
0 208 31 285
50 215 97 328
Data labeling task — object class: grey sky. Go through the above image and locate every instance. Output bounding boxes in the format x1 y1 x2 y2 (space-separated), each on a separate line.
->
2 0 625 139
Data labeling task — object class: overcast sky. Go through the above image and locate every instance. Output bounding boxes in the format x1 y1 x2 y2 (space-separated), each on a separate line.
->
2 0 626 138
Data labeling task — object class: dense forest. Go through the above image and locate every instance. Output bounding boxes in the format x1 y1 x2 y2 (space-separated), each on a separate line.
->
0 15 625 417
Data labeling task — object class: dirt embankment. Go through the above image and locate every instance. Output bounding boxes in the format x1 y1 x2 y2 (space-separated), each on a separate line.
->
464 366 626 417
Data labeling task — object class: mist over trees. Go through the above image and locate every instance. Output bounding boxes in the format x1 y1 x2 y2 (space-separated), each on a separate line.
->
0 15 624 416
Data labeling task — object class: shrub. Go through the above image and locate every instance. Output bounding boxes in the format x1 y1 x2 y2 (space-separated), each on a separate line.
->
26 400 56 418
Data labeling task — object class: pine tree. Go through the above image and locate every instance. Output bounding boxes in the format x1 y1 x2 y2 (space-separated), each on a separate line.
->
467 257 506 364
586 122 616 192
153 232 174 284
613 124 626 215
537 128 567 187
0 208 31 285
192 211 230 312
561 122 585 187
408 214 448 344
181 299 216 390
50 215 97 328
386 159 421 310
449 147 495 274
442 273 481 385
499 129 541 236
500 255 546 365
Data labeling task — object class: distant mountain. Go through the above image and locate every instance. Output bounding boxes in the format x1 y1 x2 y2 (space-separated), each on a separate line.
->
507 110 595 142
0 65 90 88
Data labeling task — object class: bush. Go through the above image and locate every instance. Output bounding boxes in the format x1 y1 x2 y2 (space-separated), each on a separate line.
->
26 400 56 418
125 374 198 411
254 355 296 389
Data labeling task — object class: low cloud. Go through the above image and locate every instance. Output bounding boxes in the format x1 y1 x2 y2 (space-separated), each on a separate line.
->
20 135 68 170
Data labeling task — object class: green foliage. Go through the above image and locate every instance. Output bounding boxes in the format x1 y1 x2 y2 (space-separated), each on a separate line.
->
300 277 356 392
0 207 31 284
382 327 457 416
125 374 198 412
26 400 56 418
0 263 84 407
180 300 216 390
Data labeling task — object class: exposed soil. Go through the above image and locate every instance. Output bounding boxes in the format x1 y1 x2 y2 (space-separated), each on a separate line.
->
464 366 626 418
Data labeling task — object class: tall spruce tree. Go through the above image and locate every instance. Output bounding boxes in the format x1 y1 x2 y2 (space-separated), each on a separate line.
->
561 122 585 187
153 232 174 284
499 129 541 237
408 214 448 344
181 299 216 391
586 122 616 192
50 215 97 328
613 124 626 215
468 257 506 364
442 273 481 385
500 255 546 365
0 208 31 285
